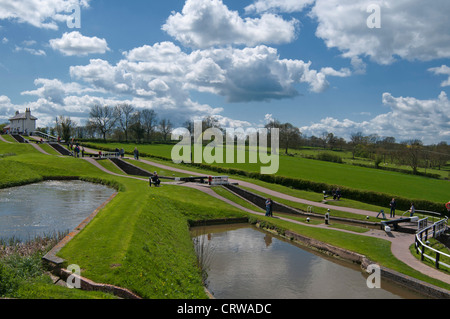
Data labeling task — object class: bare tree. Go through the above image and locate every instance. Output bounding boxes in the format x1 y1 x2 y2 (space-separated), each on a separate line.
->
88 105 117 141
159 118 173 142
129 111 145 143
141 109 158 142
115 104 134 142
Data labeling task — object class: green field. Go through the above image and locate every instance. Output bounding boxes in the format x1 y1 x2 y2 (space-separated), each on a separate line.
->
84 142 450 204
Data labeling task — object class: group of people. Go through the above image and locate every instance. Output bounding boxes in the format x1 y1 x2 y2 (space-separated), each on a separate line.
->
331 188 342 200
69 142 84 158
114 148 126 158
386 198 420 219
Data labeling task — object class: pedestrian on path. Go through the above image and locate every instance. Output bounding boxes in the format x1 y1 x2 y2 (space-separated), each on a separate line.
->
265 198 273 217
376 209 386 219
389 198 397 218
134 147 139 160
409 202 415 217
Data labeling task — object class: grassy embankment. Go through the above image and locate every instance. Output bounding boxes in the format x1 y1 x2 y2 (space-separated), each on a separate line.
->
1 140 449 298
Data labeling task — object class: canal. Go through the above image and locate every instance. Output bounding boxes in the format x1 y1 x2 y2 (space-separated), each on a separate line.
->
192 224 426 299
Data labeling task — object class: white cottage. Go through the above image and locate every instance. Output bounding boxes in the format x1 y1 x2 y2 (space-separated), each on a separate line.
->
9 108 37 135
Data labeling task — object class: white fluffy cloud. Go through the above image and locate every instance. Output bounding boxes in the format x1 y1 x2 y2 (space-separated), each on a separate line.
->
49 31 110 56
162 0 298 48
0 95 15 121
301 92 450 144
0 0 90 30
309 0 450 65
69 42 349 105
429 65 450 87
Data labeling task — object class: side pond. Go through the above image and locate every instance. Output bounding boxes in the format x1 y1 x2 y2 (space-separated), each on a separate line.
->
0 180 116 242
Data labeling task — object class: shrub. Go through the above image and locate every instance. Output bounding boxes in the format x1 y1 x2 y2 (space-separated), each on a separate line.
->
315 152 343 164
0 263 18 297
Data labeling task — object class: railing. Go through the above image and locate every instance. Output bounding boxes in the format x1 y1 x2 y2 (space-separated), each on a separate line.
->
415 216 449 270
98 152 120 159
31 131 58 142
417 217 428 232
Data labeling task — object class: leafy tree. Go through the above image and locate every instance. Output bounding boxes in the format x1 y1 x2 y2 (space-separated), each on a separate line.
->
56 116 76 142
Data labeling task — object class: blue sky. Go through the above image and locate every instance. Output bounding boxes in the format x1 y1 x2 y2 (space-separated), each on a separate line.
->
0 0 449 144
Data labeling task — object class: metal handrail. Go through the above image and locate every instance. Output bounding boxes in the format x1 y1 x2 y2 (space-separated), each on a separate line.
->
32 131 58 141
415 216 449 270
98 152 120 159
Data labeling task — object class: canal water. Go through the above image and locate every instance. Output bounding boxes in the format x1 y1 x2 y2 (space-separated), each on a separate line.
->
192 224 426 299
0 180 115 242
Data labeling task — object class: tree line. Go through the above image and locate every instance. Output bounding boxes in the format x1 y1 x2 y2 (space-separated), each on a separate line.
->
37 104 173 144
33 106 449 174
264 119 449 175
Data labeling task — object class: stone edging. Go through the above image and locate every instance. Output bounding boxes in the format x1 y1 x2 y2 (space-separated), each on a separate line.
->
42 192 142 299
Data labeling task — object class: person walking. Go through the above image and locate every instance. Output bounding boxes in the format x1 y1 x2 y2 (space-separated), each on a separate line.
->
265 198 273 217
134 147 139 160
409 202 415 217
389 198 397 218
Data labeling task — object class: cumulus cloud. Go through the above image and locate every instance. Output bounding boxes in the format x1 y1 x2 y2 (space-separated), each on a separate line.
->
21 78 104 105
162 0 298 48
309 0 450 65
0 0 90 30
70 42 349 105
429 65 450 87
49 31 110 56
301 92 450 144
0 95 15 121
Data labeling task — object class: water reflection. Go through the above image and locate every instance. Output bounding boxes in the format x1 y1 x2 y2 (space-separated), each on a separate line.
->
0 180 115 241
192 224 425 299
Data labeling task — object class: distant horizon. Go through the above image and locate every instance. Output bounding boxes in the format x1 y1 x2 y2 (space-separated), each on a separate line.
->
0 0 449 145
1 105 448 146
